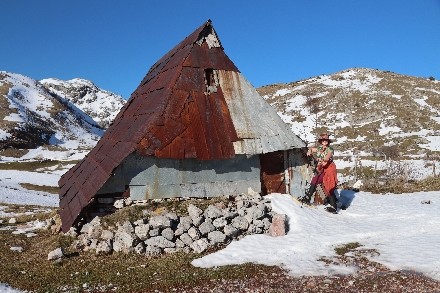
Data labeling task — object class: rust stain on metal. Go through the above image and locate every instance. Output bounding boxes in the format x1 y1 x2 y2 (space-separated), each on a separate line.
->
214 86 239 141
183 42 239 71
183 42 210 68
146 67 182 96
206 47 239 71
164 89 189 120
193 91 222 159
174 67 205 92
188 93 210 160
162 45 192 72
209 89 238 157
168 135 186 159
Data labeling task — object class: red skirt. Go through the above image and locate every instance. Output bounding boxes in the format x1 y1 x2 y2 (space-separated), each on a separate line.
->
322 162 338 195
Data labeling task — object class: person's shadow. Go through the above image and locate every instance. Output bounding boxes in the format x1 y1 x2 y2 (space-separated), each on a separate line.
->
336 189 356 209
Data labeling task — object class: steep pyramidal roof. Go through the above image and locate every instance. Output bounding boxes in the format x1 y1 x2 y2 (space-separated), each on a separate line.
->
59 20 305 232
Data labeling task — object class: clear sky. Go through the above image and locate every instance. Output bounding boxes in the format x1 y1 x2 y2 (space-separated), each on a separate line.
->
1 1 439 99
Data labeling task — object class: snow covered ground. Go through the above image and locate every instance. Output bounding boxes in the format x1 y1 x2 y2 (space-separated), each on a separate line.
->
0 283 23 293
1 171 439 292
193 191 440 281
0 170 64 207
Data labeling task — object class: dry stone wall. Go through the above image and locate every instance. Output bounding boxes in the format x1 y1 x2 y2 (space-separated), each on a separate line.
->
68 193 288 255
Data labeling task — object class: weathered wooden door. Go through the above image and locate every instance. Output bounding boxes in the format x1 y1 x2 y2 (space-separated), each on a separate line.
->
259 151 286 194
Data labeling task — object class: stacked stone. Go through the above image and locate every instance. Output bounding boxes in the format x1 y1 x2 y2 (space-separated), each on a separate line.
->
69 194 287 256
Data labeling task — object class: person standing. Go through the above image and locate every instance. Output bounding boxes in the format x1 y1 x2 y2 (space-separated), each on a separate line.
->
301 133 339 213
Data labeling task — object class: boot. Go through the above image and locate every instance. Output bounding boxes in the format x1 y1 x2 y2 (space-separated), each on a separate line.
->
300 184 317 204
326 192 338 213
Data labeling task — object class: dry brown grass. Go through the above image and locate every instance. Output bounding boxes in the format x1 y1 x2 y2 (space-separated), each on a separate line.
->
360 175 440 194
0 148 30 158
19 183 59 194
0 212 283 293
0 160 79 171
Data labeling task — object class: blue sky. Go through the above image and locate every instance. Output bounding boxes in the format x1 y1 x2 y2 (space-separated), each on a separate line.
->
1 1 439 99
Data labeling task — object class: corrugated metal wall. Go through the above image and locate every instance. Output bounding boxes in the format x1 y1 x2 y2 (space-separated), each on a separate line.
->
98 149 308 200
97 152 261 199
285 149 310 198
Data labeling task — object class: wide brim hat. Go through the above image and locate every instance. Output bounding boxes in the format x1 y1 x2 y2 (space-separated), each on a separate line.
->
318 133 332 143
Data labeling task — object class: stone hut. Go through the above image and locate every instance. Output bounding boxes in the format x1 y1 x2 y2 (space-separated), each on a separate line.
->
59 20 308 232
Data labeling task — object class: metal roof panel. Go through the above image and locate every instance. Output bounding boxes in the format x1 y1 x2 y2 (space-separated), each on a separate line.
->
218 70 306 154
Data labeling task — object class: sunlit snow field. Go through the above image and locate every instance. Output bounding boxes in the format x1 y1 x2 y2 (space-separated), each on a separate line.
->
193 192 440 281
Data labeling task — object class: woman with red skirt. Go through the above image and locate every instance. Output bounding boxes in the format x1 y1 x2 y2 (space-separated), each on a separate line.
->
301 133 339 213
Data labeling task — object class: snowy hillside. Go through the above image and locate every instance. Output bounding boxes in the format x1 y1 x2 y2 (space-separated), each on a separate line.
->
40 77 126 128
257 68 440 181
2 68 440 179
0 72 104 161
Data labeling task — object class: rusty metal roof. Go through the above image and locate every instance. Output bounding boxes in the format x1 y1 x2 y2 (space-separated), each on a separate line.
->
59 20 241 231
59 20 305 232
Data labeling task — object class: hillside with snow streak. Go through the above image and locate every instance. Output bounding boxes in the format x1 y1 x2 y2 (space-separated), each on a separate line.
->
0 72 103 161
40 77 126 128
258 68 440 181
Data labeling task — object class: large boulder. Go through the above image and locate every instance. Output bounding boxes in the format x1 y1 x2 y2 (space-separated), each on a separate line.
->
222 209 238 219
113 230 140 253
224 225 239 238
180 233 194 246
135 224 150 241
187 226 201 240
191 216 204 227
269 213 287 237
87 225 102 239
117 221 135 234
161 228 175 241
212 217 227 228
101 230 114 240
96 240 112 255
244 205 267 223
175 217 193 236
